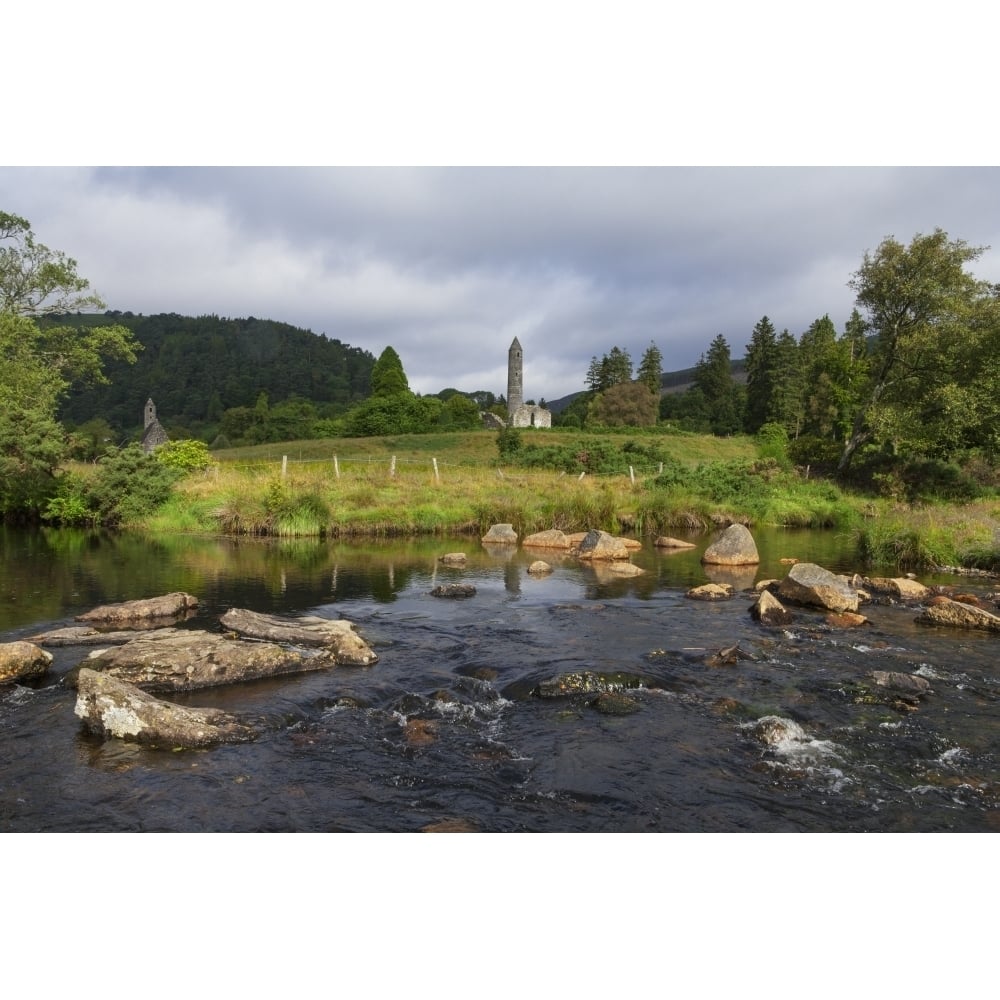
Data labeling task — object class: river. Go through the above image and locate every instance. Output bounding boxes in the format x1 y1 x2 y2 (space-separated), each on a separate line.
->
2 524 998 832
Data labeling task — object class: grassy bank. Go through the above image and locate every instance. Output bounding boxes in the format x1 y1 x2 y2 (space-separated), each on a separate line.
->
134 430 1000 572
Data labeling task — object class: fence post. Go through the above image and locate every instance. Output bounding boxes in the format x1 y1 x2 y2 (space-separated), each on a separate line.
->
432 457 440 484
334 455 340 479
390 455 397 478
578 471 586 481
629 465 635 486
281 455 288 480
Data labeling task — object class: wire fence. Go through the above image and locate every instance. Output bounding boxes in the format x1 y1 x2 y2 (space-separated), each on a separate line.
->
219 452 671 484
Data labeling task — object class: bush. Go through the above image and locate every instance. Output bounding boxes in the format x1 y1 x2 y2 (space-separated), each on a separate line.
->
88 444 183 526
154 439 213 473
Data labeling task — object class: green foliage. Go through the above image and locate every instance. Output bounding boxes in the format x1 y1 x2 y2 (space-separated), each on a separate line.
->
87 444 183 526
693 334 742 435
588 380 659 427
1 210 105 316
154 439 213 473
370 345 410 397
43 473 95 525
344 391 441 436
636 341 664 395
755 422 790 465
496 424 523 460
585 346 633 392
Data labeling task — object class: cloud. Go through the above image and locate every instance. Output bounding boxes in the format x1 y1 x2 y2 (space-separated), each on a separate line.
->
2 166 999 401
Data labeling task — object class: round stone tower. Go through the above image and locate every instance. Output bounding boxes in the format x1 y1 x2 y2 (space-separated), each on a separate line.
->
507 337 523 415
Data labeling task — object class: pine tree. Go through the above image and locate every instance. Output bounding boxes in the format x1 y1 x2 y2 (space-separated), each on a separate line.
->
636 341 664 395
743 315 777 433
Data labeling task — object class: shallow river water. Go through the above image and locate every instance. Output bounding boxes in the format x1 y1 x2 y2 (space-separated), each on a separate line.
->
2 525 998 832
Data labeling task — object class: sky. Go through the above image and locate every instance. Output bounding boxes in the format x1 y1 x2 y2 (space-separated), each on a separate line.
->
4 165 999 403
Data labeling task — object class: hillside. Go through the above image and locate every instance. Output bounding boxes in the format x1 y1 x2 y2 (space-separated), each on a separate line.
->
56 312 375 434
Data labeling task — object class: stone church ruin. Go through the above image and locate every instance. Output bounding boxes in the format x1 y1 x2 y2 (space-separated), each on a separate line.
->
501 336 551 429
141 398 169 453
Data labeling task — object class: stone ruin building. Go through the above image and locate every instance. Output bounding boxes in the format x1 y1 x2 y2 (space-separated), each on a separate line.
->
504 336 551 428
141 397 169 453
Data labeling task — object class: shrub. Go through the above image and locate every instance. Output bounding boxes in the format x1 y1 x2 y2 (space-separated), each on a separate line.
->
155 439 213 473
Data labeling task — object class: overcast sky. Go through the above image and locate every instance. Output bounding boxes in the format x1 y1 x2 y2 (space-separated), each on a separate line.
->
4 166 998 402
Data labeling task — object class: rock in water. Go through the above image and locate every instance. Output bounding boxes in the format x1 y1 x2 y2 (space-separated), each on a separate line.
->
75 592 199 623
74 668 257 747
751 590 792 625
0 642 52 684
523 529 572 549
576 530 630 561
430 584 477 598
81 627 343 692
701 524 760 566
481 524 518 544
219 608 378 665
778 562 859 613
916 598 1000 632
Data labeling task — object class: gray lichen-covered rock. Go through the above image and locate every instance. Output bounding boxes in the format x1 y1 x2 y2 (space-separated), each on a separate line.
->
778 562 859 613
0 641 52 684
871 671 932 697
916 598 1000 633
701 524 760 566
576 530 630 561
76 592 199 624
218 608 378 665
29 627 150 647
80 627 343 692
74 668 257 747
481 523 518 545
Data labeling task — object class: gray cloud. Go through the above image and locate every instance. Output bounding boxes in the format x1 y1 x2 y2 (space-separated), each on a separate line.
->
3 166 998 401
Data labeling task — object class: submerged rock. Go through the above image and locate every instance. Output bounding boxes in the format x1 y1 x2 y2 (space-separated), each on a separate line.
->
701 524 760 566
438 552 467 567
74 668 257 747
871 671 932 697
79 627 343 692
743 715 808 747
430 583 477 598
527 560 553 575
590 692 641 715
534 670 648 698
686 583 733 601
778 562 859 613
654 536 697 549
219 608 377 665
0 641 52 684
76 592 199 624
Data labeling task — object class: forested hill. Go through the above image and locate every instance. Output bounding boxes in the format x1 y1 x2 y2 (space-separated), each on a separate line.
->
57 312 376 435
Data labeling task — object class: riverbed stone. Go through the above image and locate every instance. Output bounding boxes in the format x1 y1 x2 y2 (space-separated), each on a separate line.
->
438 552 467 567
866 577 932 601
916 598 1000 632
751 590 792 626
654 536 697 549
218 608 378 665
686 582 733 601
523 529 571 549
80 627 344 692
527 560 553 575
777 562 859 613
871 671 932 697
701 524 760 566
0 641 53 684
76 592 199 624
481 523 517 545
576 530 630 561
430 583 477 598
74 668 257 747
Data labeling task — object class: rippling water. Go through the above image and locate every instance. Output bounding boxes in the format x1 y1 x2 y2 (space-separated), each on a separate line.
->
2 526 998 832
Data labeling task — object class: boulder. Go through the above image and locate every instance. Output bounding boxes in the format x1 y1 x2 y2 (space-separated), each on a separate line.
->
430 583 477 598
79 627 344 692
871 671 932 697
654 536 697 549
29 627 149 647
522 529 571 549
825 611 869 628
866 577 932 601
686 583 733 601
481 524 517 545
777 562 859 613
438 552 467 567
0 641 53 684
602 562 645 577
527 560 553 575
74 668 257 747
75 592 199 624
916 598 1000 633
576 530 630 561
218 608 378 665
701 524 760 566
751 590 792 626
742 715 808 747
